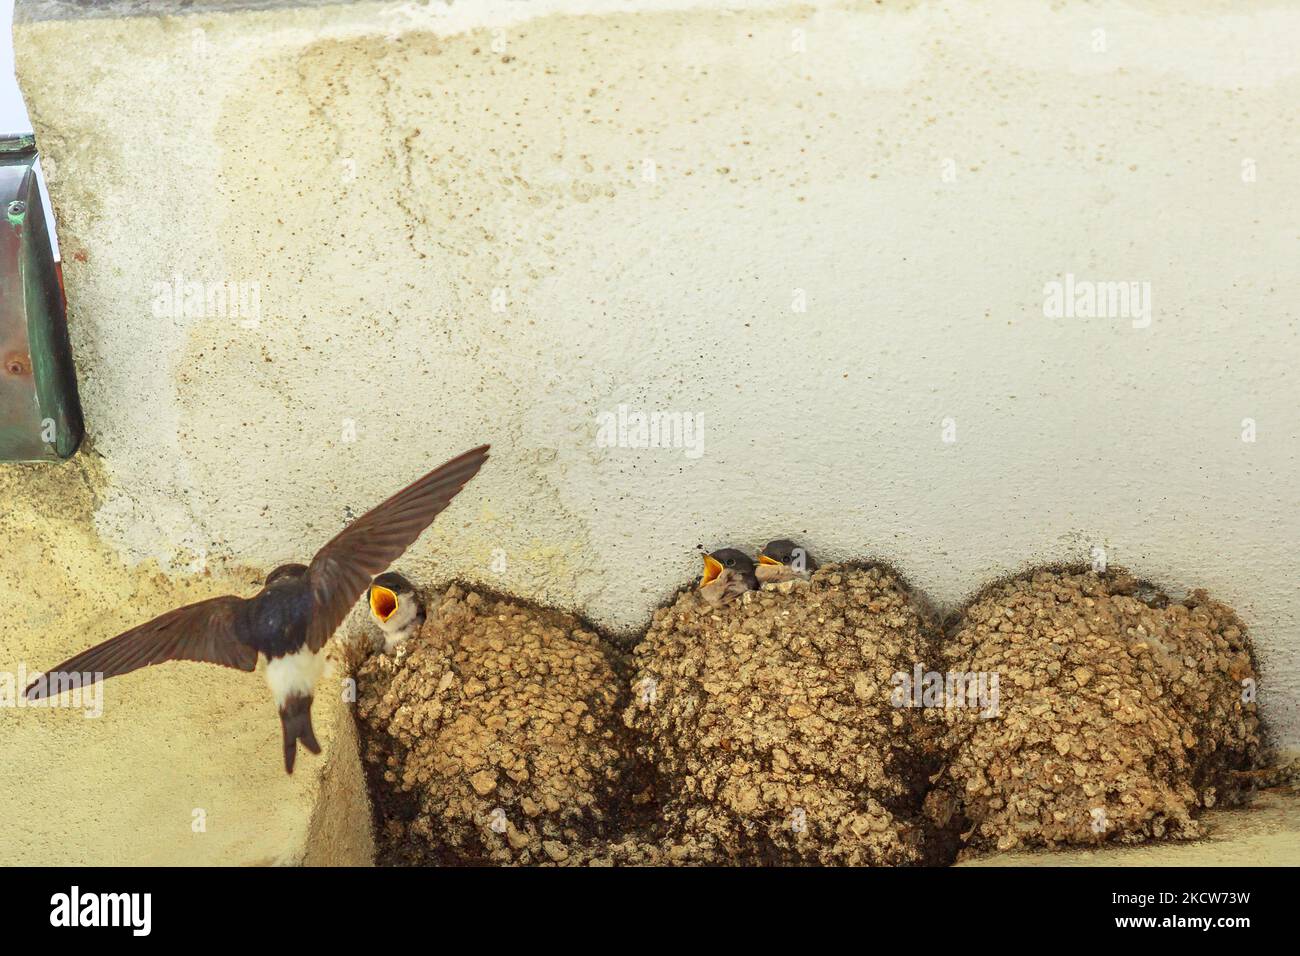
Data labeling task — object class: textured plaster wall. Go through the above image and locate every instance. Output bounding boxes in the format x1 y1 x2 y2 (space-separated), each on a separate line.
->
6 0 1299 793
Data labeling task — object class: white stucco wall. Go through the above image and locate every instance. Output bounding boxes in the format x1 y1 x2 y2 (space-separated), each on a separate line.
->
11 0 1300 747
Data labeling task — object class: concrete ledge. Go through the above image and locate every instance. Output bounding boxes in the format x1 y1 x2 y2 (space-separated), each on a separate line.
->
963 788 1300 867
303 690 375 867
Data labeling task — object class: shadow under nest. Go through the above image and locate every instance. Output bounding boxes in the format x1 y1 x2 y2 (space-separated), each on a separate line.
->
349 561 1269 866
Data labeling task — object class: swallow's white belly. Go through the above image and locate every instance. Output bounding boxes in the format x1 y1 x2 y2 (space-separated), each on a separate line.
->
264 646 325 708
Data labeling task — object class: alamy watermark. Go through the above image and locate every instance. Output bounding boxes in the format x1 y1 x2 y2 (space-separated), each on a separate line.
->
151 274 261 328
49 886 150 936
595 404 704 459
1043 273 1151 329
2 665 103 718
891 664 1000 718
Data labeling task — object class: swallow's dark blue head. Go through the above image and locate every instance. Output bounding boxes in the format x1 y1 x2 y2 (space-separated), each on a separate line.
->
758 539 817 572
701 548 756 586
369 571 419 625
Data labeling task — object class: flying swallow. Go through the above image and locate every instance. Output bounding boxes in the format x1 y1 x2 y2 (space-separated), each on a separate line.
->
25 445 490 773
698 548 757 606
368 571 425 654
755 538 818 584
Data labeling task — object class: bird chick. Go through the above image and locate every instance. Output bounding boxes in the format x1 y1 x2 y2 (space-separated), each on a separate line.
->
755 538 818 584
368 571 425 654
698 548 757 606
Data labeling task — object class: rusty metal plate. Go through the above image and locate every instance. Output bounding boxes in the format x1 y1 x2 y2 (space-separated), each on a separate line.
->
0 145 83 461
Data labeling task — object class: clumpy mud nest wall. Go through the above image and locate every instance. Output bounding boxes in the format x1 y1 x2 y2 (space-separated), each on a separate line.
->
930 570 1263 855
623 566 949 865
354 586 639 865
353 567 1266 866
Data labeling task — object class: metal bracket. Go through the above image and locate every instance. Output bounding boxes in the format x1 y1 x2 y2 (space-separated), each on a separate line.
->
0 142 83 460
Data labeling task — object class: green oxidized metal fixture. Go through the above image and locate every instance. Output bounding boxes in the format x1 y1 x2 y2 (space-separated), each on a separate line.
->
0 134 82 461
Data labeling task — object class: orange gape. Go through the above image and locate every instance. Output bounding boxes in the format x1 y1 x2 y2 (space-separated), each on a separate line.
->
370 586 398 622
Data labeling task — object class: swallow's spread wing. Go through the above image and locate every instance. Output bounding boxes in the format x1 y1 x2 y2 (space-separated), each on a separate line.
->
24 596 255 700
304 444 490 651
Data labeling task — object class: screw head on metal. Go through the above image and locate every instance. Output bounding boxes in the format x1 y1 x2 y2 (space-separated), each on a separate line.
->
6 200 26 217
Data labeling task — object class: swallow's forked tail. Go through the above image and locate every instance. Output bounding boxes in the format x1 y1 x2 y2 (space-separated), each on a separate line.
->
279 693 321 774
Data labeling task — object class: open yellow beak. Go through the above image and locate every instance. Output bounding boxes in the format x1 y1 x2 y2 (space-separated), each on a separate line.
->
757 553 782 567
700 554 724 587
370 586 398 623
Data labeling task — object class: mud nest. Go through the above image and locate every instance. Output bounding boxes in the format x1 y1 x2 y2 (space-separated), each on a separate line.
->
354 585 640 865
930 569 1263 854
354 566 1268 865
622 565 951 866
